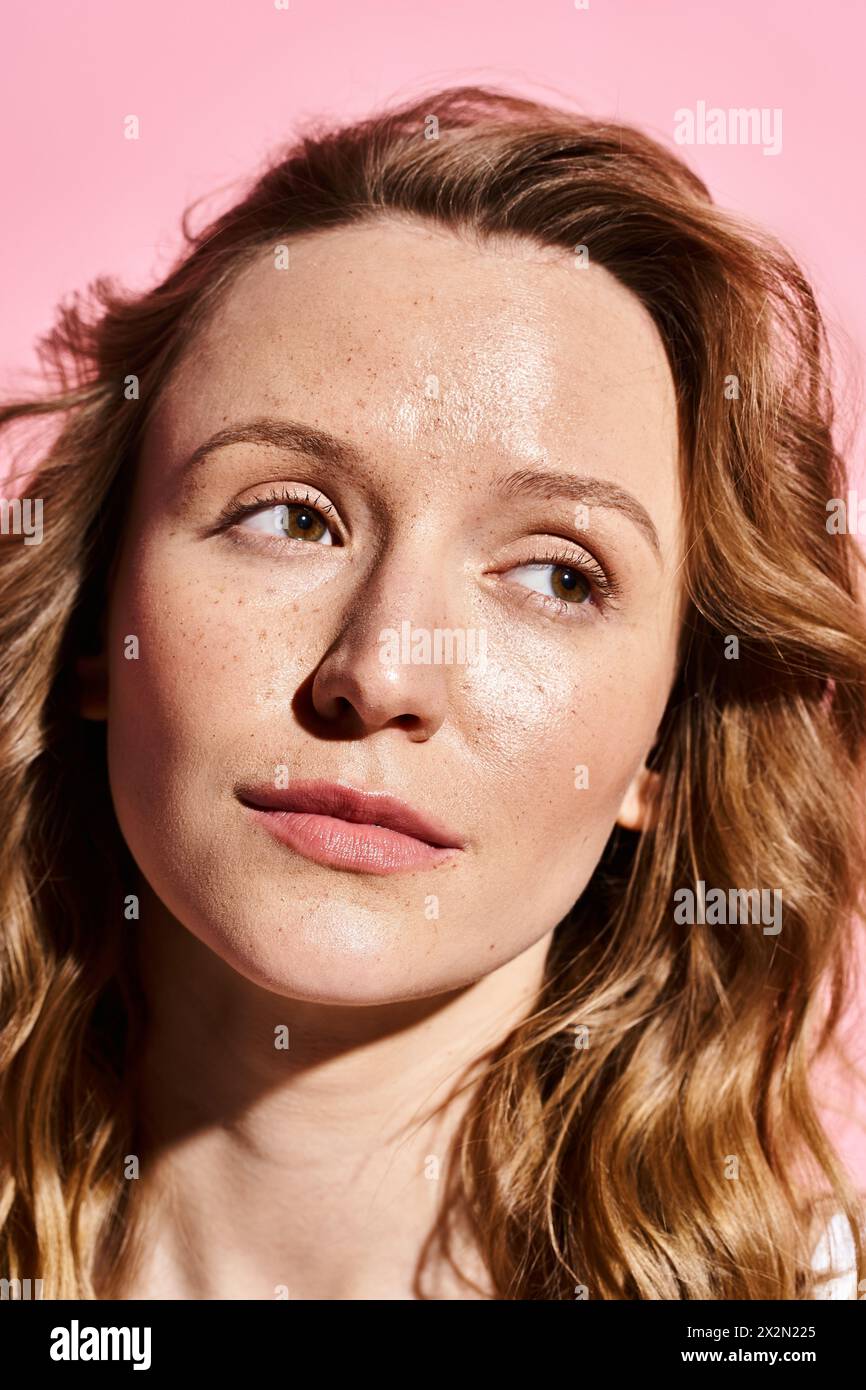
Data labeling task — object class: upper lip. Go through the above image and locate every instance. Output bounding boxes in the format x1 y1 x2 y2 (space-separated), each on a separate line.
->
236 779 466 850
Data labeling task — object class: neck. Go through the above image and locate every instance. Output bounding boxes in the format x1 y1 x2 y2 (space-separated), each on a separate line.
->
118 879 552 1300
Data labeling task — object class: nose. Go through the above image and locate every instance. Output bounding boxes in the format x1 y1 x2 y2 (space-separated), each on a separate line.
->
309 559 455 742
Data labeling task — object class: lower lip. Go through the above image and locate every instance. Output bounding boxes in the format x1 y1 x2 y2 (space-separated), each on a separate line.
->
243 807 461 875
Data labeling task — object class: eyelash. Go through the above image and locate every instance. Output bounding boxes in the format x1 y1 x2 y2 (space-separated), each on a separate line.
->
506 545 621 618
215 489 621 618
214 487 339 536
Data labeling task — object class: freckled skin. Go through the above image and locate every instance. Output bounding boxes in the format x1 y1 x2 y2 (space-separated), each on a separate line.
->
103 219 683 1005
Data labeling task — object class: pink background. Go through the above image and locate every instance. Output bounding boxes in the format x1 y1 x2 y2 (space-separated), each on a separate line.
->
1 0 865 1185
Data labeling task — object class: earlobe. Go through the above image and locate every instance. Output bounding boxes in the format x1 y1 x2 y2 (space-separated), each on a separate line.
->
615 763 662 832
76 651 109 721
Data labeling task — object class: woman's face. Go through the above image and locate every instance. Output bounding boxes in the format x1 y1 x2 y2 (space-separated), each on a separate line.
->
100 219 683 1003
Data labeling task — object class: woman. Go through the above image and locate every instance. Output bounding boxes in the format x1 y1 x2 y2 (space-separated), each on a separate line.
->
1 84 864 1300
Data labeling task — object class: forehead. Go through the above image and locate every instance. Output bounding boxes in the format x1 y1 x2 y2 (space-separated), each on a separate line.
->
150 218 679 515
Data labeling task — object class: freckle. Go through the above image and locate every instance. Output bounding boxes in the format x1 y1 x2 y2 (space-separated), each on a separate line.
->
258 629 267 640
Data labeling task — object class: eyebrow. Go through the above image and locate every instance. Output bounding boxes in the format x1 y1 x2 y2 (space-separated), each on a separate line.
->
498 468 661 560
180 417 366 479
180 416 662 560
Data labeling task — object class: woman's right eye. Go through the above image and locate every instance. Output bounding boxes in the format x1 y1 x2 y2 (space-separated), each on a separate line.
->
238 502 336 545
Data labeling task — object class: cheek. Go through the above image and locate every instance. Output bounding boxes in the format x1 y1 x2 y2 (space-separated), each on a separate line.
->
102 563 260 875
102 544 305 934
460 625 668 870
106 549 297 769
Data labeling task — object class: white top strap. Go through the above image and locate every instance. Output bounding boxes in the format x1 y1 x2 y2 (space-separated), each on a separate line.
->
810 1209 860 1299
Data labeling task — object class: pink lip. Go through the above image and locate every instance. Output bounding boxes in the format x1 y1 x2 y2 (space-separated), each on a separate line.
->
236 779 466 876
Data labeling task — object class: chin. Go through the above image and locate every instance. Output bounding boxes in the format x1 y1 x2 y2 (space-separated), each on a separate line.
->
177 897 480 1006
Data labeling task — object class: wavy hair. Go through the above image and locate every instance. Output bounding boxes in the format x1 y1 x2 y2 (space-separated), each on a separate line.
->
2 84 866 1299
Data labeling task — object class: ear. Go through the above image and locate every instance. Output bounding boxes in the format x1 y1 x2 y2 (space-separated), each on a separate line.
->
615 761 662 832
76 650 108 721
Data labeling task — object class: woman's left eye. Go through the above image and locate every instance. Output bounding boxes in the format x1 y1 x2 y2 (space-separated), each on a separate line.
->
237 502 335 545
508 561 593 606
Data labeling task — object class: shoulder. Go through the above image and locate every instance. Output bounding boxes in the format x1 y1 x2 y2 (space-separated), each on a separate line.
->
809 1209 861 1300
